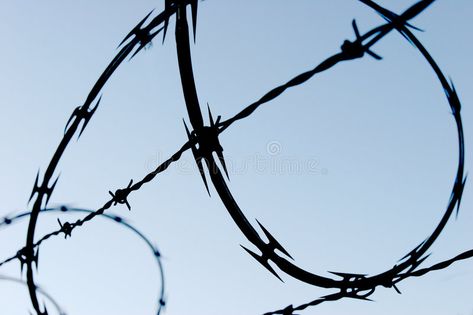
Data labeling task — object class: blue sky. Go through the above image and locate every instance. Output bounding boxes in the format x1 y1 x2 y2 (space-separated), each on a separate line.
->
0 1 472 314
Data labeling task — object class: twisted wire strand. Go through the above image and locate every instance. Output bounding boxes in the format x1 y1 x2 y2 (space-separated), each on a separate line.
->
0 1 469 314
218 1 434 132
0 206 166 315
172 1 469 314
264 0 468 313
18 3 186 313
0 139 190 266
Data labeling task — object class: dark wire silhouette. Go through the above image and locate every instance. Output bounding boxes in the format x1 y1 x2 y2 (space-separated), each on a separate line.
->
0 206 166 315
175 0 468 314
0 274 66 315
20 4 179 314
0 0 469 314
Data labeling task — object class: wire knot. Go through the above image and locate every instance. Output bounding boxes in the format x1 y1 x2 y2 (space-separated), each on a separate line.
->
57 219 73 239
109 179 133 210
17 246 39 272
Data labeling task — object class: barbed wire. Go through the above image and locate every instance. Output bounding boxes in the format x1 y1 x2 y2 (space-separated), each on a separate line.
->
0 0 469 314
173 0 468 313
0 274 66 315
0 206 166 315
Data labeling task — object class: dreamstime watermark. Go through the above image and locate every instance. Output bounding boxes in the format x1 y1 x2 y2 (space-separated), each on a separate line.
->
266 140 282 156
144 140 328 176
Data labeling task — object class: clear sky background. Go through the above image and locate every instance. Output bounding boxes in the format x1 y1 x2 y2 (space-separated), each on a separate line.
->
0 1 472 315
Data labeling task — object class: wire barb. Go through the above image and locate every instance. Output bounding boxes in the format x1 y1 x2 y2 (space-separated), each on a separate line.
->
340 19 382 60
28 171 59 207
109 179 134 210
57 219 72 239
64 97 101 138
241 245 283 281
18 246 39 273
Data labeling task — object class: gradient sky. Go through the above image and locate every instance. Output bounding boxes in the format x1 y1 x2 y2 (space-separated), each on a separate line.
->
0 1 472 315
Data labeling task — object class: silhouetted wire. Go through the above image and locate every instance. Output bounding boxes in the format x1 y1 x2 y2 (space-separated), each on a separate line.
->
264 0 468 313
172 1 468 314
0 206 166 315
0 0 469 314
14 4 184 313
0 274 66 315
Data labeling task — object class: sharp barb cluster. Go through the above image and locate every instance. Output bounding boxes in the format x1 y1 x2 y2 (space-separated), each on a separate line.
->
64 97 101 138
256 220 293 260
28 171 59 207
241 245 283 281
340 19 382 60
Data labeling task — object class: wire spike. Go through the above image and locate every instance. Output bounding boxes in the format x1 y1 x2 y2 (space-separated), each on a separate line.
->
29 170 40 203
40 304 49 315
183 119 192 138
134 27 163 59
352 19 360 38
256 219 293 260
125 200 132 211
128 27 163 61
392 283 402 294
45 175 60 206
216 150 230 180
34 247 39 271
78 96 101 139
366 49 382 60
64 106 80 134
162 0 172 44
329 271 367 278
191 0 198 42
129 45 146 61
184 120 210 195
118 9 155 48
356 295 373 302
455 174 468 218
399 240 425 262
241 245 283 281
447 79 461 115
414 253 432 268
207 103 215 127
195 155 210 196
